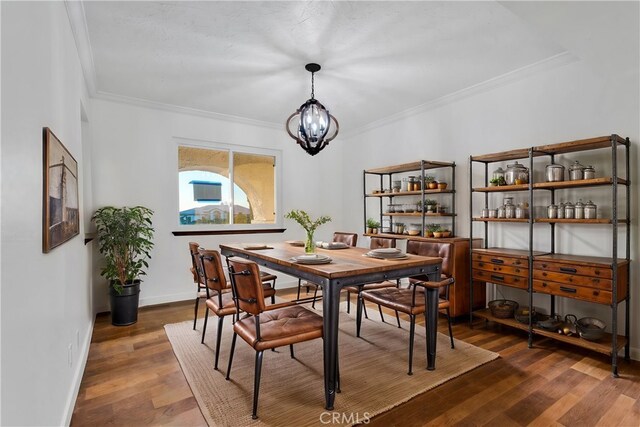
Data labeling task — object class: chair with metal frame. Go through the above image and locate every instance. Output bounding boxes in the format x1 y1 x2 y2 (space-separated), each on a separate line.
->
296 231 358 307
225 257 324 420
357 275 455 375
343 236 401 327
199 249 277 370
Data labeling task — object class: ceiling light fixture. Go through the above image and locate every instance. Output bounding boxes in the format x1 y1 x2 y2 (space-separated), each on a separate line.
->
286 63 339 156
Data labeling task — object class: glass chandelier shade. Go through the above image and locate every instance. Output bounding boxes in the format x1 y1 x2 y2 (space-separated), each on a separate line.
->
286 64 339 156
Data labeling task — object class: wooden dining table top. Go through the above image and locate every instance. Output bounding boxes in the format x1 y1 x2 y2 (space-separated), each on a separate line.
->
219 242 442 281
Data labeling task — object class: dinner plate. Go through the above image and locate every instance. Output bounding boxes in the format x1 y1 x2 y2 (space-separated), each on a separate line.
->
323 242 349 249
370 248 402 255
291 255 332 265
364 253 409 260
285 240 305 247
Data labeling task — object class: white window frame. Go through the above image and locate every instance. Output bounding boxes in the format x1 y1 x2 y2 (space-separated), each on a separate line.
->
175 137 283 231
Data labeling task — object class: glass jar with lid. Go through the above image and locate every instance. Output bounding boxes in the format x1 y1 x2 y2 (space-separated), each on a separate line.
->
557 201 565 219
505 161 529 185
569 160 585 181
503 196 514 206
492 167 506 181
505 204 516 219
497 205 506 218
547 204 558 219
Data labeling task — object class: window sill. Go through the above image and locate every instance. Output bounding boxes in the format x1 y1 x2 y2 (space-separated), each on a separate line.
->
172 228 286 236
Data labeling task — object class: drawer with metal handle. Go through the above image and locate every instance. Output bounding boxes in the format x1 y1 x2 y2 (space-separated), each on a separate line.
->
472 261 527 278
532 279 615 305
472 253 527 268
532 269 612 291
473 269 527 290
533 261 612 279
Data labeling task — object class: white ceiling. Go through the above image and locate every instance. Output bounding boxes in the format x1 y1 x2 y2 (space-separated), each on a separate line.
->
74 1 636 132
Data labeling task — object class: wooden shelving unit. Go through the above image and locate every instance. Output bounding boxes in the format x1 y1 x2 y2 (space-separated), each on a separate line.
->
469 134 631 376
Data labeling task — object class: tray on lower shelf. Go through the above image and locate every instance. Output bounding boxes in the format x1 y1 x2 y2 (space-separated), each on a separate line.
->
473 308 627 356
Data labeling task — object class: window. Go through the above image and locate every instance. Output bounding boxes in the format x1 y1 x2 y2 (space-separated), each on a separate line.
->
178 142 280 229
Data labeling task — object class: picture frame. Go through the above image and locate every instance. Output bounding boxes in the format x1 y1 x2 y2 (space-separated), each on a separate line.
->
43 127 79 252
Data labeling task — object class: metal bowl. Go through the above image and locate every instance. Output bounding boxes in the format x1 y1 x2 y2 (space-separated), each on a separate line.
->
514 306 537 324
576 317 606 341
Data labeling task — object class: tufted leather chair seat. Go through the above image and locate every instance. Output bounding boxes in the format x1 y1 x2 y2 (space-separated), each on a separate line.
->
234 305 324 351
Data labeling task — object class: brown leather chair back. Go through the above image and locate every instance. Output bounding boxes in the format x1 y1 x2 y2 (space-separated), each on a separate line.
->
189 242 201 283
227 257 266 315
333 232 358 247
199 249 228 293
406 240 453 277
370 237 396 250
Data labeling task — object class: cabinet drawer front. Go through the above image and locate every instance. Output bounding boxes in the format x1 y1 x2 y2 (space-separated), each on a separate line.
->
533 279 611 304
473 261 528 277
532 269 612 290
473 269 528 290
533 261 612 279
472 253 527 268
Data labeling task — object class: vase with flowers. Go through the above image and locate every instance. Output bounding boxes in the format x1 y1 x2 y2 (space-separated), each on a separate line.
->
285 209 332 253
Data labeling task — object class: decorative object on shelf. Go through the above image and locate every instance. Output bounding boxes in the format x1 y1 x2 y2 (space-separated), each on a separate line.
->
424 175 438 189
92 205 155 325
441 229 451 238
557 201 565 219
489 176 507 186
514 306 538 324
488 299 518 319
547 203 558 219
408 223 421 236
515 203 528 219
584 200 597 219
569 160 585 180
284 209 331 254
574 199 585 219
492 167 506 182
564 201 575 219
425 199 437 213
43 127 80 253
576 317 606 341
404 204 415 213
416 200 422 212
438 181 448 190
505 161 529 185
392 180 402 192
583 165 596 179
366 218 380 234
488 208 498 218
285 63 339 156
392 223 405 234
425 223 440 237
545 163 565 182
432 226 444 238
538 315 563 331
558 314 578 336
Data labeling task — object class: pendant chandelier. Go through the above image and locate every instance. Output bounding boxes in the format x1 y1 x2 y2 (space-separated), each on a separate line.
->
285 63 339 156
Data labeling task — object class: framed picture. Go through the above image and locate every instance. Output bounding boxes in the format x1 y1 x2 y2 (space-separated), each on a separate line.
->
43 127 79 252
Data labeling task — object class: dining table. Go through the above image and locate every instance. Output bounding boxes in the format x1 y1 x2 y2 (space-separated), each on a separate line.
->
219 242 443 410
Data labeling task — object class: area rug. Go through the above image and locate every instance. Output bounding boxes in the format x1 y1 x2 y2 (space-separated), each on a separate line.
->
165 307 499 427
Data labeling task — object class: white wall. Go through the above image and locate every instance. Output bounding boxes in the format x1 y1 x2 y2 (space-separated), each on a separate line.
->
341 57 640 357
1 2 94 426
89 98 345 310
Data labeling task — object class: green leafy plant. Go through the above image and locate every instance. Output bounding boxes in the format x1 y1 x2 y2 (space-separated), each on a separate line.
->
425 199 437 206
366 218 380 228
285 210 332 253
92 206 154 293
426 223 441 233
489 176 507 186
424 175 436 183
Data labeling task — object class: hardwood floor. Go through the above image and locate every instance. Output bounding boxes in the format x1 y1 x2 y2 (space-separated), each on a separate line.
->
71 289 640 426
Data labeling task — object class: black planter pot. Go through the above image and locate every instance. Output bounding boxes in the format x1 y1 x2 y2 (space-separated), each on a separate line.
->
109 280 141 326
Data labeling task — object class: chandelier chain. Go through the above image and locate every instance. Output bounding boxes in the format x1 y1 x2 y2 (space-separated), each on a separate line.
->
310 72 315 99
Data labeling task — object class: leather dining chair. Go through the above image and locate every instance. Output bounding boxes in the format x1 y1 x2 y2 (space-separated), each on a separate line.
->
225 257 324 420
296 232 358 307
190 242 278 330
343 236 401 327
189 242 208 330
199 249 276 370
357 275 455 375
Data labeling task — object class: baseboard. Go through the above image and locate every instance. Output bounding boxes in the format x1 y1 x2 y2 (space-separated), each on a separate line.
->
61 317 94 426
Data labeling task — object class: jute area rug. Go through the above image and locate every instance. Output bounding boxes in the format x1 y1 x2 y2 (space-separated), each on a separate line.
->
165 305 499 427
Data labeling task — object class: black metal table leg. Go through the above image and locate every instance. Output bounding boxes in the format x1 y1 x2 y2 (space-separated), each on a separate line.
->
322 281 341 410
425 287 439 370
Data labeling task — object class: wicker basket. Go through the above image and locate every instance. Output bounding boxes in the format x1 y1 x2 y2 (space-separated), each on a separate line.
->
514 306 537 324
488 299 519 319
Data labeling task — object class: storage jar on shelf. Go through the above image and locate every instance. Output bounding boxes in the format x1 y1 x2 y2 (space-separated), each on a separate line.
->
569 160 585 181
505 161 529 185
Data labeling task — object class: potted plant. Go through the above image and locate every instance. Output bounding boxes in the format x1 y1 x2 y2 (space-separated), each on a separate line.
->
441 228 452 238
489 176 507 187
432 226 444 238
438 181 448 190
285 210 332 253
92 206 154 326
416 200 422 212
366 218 380 234
425 199 437 213
425 223 440 237
425 175 438 189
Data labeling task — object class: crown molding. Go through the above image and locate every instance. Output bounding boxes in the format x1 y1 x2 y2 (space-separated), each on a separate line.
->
65 0 97 96
94 91 283 130
343 51 579 138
